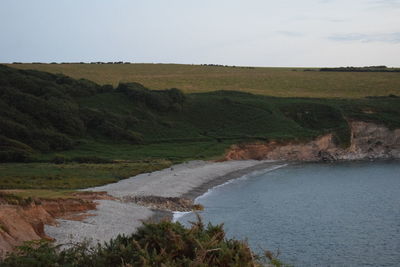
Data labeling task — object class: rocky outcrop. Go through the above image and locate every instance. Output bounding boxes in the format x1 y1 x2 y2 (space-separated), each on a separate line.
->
123 196 203 212
224 121 400 161
0 192 112 258
344 121 400 159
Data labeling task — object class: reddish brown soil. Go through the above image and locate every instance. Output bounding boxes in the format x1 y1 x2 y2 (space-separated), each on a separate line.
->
0 191 114 258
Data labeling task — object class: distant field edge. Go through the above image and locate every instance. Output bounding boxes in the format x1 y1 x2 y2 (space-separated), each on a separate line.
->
6 63 400 98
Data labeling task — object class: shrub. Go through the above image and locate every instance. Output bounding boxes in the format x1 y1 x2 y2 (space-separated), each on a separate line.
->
99 84 114 93
126 130 144 144
0 135 33 152
281 103 345 130
51 154 67 164
0 149 32 163
71 156 113 164
33 130 75 151
1 218 283 266
116 83 185 112
0 192 34 206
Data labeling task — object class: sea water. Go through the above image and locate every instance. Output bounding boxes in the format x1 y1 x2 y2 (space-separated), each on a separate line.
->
177 161 400 267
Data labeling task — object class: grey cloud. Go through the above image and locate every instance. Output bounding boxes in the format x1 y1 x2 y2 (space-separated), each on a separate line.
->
329 32 400 43
276 31 305 37
369 0 400 8
326 18 347 23
290 16 347 23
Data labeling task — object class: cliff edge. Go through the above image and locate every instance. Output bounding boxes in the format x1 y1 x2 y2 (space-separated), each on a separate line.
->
225 121 400 161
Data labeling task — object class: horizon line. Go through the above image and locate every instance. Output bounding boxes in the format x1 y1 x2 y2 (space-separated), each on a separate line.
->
2 62 400 69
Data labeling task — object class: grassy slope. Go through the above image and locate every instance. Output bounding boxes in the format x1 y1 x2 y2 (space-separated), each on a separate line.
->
1 65 400 193
9 63 400 98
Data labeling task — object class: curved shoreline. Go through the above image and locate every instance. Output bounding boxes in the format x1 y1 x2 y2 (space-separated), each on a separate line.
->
160 161 288 223
45 160 279 245
181 161 286 201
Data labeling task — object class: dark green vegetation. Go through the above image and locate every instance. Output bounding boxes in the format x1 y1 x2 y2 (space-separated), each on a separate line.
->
1 64 400 190
1 218 284 267
320 66 400 72
0 191 35 206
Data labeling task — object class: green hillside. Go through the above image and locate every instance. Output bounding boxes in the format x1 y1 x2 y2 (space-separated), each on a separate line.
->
1 64 400 189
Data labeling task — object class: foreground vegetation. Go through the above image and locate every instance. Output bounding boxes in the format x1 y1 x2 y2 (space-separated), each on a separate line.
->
9 63 400 98
1 218 284 267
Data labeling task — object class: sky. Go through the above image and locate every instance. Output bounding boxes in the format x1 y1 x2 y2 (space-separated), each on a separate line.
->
0 0 399 67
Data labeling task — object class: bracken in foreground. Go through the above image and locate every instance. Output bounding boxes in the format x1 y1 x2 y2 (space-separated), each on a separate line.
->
1 216 285 267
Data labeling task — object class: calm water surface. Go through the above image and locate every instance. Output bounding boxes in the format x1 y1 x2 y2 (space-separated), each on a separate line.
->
178 161 400 267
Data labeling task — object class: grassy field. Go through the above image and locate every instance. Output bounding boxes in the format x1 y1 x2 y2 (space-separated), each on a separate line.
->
8 63 400 98
0 160 171 190
0 189 78 200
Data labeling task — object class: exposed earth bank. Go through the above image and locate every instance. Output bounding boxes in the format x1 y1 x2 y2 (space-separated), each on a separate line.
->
0 192 112 257
225 121 400 161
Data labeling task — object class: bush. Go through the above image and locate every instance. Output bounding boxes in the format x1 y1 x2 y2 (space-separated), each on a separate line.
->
0 192 34 206
126 130 144 144
79 107 105 129
99 84 114 93
51 154 67 164
51 155 114 164
116 83 185 112
0 135 33 152
0 149 32 163
1 218 283 266
71 156 113 164
0 135 34 162
281 103 345 130
33 130 75 151
0 118 31 143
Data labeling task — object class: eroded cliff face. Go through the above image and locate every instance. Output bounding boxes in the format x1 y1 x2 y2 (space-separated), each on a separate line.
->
0 192 112 258
224 121 400 161
0 203 55 257
344 121 400 160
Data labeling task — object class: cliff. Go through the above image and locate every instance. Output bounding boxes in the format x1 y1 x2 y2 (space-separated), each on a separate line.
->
224 121 400 161
0 192 112 258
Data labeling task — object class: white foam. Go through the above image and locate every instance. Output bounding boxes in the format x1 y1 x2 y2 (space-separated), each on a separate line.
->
194 163 288 203
172 211 192 222
173 164 289 223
